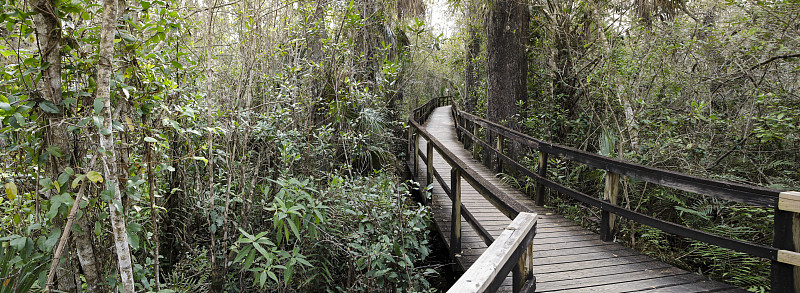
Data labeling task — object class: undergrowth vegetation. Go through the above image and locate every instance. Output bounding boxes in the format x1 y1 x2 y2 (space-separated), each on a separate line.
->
0 0 446 291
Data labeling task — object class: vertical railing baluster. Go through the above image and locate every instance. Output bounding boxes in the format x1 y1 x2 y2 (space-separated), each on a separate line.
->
535 152 548 206
450 168 462 261
495 135 503 173
407 126 413 164
472 121 479 160
426 142 433 206
512 224 535 293
414 132 420 178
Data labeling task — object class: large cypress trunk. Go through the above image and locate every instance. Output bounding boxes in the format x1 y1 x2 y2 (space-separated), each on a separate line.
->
464 3 479 114
486 0 528 166
486 0 528 126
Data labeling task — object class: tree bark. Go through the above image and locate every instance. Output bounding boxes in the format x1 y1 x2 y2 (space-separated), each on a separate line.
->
96 0 136 290
486 0 528 166
73 214 104 293
146 133 161 291
463 2 480 113
486 0 528 126
32 0 62 107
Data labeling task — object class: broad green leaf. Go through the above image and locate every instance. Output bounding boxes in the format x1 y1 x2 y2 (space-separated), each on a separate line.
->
128 231 139 250
72 175 85 189
144 136 158 143
92 116 104 128
4 182 17 200
10 236 27 250
192 156 208 165
58 172 70 187
287 220 300 240
267 271 278 283
252 242 269 258
259 270 267 287
112 200 124 214
86 171 103 183
39 100 59 113
93 98 104 113
48 146 63 158
44 228 60 250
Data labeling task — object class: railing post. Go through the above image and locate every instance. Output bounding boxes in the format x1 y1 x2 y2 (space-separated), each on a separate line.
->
450 168 462 261
601 172 620 242
772 191 800 292
535 152 548 206
463 119 471 150
414 133 420 178
472 121 479 160
495 135 503 173
455 114 462 143
407 126 413 163
512 240 535 293
426 142 433 200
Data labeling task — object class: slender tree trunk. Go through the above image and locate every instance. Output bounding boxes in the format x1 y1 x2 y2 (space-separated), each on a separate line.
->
73 215 104 293
204 1 224 291
146 133 161 291
97 0 136 290
33 0 83 290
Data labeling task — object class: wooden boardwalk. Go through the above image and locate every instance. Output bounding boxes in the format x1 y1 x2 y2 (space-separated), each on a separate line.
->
411 106 746 292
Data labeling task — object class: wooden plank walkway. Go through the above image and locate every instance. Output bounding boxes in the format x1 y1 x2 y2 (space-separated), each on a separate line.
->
411 106 746 292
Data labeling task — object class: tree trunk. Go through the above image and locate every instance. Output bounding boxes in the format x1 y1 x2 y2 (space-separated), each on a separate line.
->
486 0 528 166
73 215 104 293
204 2 224 291
486 0 527 126
32 0 62 107
463 2 480 113
97 0 136 290
146 133 161 291
54 243 77 292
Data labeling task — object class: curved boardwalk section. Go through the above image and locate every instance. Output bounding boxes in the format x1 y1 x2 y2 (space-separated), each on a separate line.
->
411 106 745 292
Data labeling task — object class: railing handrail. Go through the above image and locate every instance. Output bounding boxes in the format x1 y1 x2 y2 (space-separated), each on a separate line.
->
455 110 778 207
447 99 800 292
447 212 537 293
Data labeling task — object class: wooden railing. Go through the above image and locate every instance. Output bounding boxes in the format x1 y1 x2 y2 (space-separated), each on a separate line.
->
447 213 537 293
450 100 800 293
408 97 537 293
